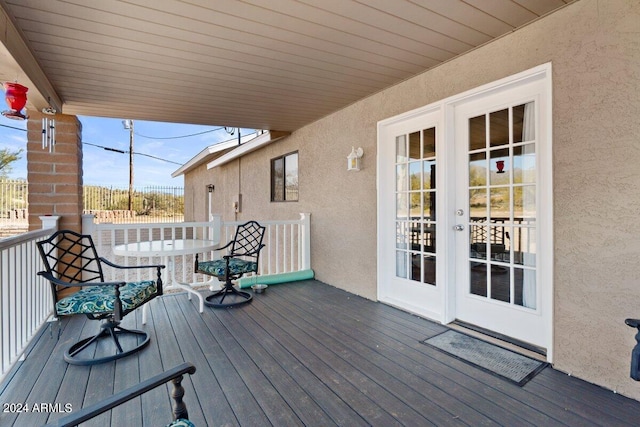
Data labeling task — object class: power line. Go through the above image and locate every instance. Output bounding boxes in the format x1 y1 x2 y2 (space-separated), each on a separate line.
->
0 123 26 131
83 141 182 165
133 126 226 140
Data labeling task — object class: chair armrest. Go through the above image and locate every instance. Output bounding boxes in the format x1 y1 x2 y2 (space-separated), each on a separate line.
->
100 257 165 271
224 243 266 258
37 271 126 289
44 362 197 427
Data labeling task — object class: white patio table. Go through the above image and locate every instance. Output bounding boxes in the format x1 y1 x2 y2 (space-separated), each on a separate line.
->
113 239 220 313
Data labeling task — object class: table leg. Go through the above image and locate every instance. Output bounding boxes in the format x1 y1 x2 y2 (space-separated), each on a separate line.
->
166 255 206 313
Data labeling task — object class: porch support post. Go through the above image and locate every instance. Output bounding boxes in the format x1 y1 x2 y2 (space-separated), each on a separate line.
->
26 111 83 233
300 212 311 270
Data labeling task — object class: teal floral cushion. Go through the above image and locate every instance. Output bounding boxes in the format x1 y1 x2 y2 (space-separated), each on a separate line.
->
166 419 195 427
197 258 257 278
55 281 157 316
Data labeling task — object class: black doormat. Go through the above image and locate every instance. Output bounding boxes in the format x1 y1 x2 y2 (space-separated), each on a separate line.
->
421 330 548 386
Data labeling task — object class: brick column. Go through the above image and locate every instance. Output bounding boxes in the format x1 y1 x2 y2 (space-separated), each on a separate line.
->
26 111 83 232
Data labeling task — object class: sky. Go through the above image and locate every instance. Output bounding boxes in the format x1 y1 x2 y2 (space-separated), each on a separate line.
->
0 113 254 187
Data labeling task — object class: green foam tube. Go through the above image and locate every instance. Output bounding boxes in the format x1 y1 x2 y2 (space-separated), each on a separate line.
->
238 269 315 288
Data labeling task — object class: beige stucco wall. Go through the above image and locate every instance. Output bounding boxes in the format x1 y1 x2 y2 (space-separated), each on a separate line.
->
185 0 640 399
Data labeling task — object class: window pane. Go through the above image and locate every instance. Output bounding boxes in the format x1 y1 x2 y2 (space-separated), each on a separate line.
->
490 148 510 185
469 114 485 151
285 153 298 201
409 131 420 161
409 161 421 190
514 185 536 219
513 102 535 143
396 164 407 191
490 265 511 303
271 158 284 201
423 160 436 190
469 152 486 187
423 127 436 158
489 109 509 147
423 255 436 286
513 143 536 184
396 135 407 162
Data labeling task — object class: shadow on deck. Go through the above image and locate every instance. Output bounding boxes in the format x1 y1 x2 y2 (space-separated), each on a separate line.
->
1 280 639 426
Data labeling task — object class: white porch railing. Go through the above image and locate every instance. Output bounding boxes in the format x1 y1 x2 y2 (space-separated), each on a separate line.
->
85 213 312 287
0 217 59 382
0 213 311 381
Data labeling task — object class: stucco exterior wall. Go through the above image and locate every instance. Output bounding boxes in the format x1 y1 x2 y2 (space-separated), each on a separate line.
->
184 0 640 399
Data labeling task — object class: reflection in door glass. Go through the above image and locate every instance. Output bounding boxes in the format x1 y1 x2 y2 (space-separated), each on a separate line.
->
489 109 509 147
467 102 537 309
470 261 487 297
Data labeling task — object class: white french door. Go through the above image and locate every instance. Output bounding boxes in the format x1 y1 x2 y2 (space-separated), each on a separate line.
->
378 108 444 321
452 75 551 349
378 65 553 354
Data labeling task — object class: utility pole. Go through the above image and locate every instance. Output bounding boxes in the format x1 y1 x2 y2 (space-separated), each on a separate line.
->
122 119 134 211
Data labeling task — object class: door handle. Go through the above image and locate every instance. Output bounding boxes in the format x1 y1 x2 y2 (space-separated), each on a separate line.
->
453 224 465 231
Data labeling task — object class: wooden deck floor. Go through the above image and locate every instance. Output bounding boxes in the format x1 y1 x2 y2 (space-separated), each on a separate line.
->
2 280 640 426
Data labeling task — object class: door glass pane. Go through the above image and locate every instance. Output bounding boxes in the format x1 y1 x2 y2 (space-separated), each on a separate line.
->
490 148 510 185
469 115 486 151
423 191 435 220
470 262 487 296
489 109 509 147
423 160 436 189
423 127 436 158
514 185 535 218
396 251 407 278
409 221 421 251
396 222 408 249
424 225 436 253
470 225 487 260
423 255 436 285
396 135 407 162
515 267 536 308
396 193 408 219
396 164 407 191
411 253 421 281
469 152 487 186
513 102 535 143
489 224 510 263
514 227 536 266
469 189 487 219
490 265 510 303
489 187 509 219
409 131 420 161
513 143 536 184
409 162 421 190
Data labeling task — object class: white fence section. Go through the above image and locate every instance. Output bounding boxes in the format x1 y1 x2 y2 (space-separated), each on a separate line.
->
0 219 58 382
85 213 311 287
220 213 311 278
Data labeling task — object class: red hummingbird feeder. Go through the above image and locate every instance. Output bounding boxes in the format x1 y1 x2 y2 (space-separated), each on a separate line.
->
2 82 29 120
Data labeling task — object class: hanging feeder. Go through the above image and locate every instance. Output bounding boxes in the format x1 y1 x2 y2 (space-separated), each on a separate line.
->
2 82 29 120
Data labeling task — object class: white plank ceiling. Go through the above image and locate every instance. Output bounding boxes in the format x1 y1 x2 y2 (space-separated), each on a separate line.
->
0 0 572 131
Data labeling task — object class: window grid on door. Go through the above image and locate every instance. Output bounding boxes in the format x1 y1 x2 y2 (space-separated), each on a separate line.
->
395 127 436 286
467 102 537 309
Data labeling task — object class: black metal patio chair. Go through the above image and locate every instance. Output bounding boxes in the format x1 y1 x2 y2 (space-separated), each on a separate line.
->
195 220 265 308
43 362 196 427
37 229 164 365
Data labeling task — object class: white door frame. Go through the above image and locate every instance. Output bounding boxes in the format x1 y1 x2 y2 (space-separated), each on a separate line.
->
377 63 554 360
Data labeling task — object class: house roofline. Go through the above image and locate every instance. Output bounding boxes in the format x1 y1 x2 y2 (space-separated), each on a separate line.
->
172 131 266 177
206 130 290 170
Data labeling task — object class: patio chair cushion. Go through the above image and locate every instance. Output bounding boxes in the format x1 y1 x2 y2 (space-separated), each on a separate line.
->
197 258 257 278
55 281 157 316
166 419 196 427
